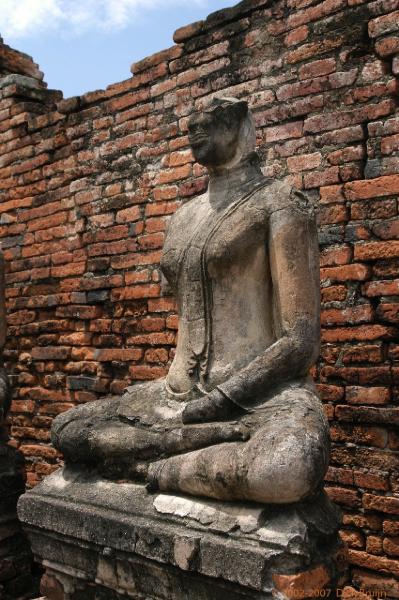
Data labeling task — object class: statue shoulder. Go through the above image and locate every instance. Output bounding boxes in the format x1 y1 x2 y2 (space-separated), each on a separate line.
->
167 192 208 230
266 180 316 220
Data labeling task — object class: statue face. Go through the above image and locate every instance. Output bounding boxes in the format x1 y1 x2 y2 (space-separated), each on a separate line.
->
188 104 244 167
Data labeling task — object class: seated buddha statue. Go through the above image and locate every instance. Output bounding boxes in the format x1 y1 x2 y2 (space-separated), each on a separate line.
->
52 97 330 505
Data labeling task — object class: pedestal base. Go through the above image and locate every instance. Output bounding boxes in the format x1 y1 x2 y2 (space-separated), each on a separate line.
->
18 468 346 600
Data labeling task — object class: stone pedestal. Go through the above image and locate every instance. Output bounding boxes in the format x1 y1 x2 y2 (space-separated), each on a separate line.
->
18 468 346 600
0 444 39 600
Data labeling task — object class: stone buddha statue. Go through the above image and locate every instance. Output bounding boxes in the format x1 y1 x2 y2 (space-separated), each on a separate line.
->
52 97 330 505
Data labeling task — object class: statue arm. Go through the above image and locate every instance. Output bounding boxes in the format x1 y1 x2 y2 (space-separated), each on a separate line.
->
215 200 320 409
183 195 320 423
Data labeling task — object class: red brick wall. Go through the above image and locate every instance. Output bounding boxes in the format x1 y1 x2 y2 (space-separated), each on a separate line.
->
0 36 44 81
0 0 398 594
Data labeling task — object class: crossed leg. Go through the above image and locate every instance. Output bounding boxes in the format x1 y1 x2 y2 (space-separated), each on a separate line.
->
148 386 330 504
51 379 249 480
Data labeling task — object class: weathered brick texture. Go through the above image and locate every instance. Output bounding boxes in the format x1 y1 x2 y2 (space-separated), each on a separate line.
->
0 0 399 594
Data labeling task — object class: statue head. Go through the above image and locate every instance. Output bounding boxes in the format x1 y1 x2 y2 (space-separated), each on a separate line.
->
188 97 256 170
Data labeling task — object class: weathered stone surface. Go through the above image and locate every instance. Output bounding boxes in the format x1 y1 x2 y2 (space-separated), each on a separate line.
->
19 468 343 599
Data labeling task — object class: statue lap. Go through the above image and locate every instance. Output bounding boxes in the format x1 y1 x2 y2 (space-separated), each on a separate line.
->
52 378 329 504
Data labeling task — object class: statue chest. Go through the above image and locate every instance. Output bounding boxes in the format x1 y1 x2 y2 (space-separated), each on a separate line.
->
161 192 269 291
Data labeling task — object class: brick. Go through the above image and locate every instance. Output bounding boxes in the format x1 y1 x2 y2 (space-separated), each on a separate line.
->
264 121 303 142
373 219 399 239
166 314 178 329
321 324 395 342
381 133 399 155
342 344 383 364
145 348 169 363
327 146 365 165
111 284 160 301
345 174 399 200
331 422 388 448
320 245 351 267
173 19 204 43
285 37 344 65
276 78 328 102
58 332 93 346
326 486 361 508
363 494 399 515
55 305 102 319
326 465 353 485
284 25 309 47
384 521 399 536
304 166 339 189
343 512 382 531
40 572 65 599
299 57 336 80
375 35 399 57
110 250 162 270
156 164 191 185
346 387 390 405
354 240 399 260
31 346 70 360
320 185 345 204
347 78 399 104
316 384 344 401
148 298 177 312
352 569 399 599
321 285 347 302
351 199 396 220
321 305 373 326
115 206 141 223
363 279 399 296
131 45 182 74
340 530 364 549
354 471 389 491
361 59 390 82
320 264 371 282
286 152 321 173
95 348 143 362
369 11 399 38
383 537 399 556
336 403 399 425
129 365 168 380
351 547 399 575
127 332 175 346
20 444 58 459
317 204 348 224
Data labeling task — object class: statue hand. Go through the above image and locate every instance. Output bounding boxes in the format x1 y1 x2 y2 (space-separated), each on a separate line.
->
182 388 245 424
